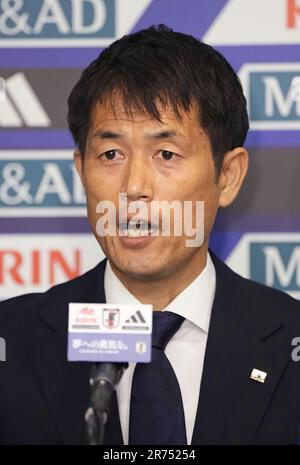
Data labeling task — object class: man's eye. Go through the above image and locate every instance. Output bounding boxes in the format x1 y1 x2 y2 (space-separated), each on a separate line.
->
159 150 177 161
100 150 118 160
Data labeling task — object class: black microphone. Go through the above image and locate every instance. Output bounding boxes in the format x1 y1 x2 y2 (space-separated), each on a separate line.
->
85 362 128 445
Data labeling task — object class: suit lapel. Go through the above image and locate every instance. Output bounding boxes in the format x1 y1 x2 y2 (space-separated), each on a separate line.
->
25 258 123 445
192 252 291 444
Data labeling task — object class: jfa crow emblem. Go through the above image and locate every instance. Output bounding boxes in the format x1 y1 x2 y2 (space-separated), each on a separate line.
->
103 308 120 329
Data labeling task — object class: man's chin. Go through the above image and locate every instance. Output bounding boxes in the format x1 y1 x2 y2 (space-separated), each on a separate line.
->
109 257 168 282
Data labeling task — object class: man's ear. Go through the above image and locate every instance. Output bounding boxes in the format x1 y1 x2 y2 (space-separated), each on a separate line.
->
74 150 84 186
217 147 249 208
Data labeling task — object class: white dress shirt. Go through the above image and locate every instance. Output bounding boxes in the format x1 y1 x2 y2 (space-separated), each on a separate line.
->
104 252 216 445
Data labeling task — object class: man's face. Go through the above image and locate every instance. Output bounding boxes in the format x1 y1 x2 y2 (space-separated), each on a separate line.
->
75 97 223 281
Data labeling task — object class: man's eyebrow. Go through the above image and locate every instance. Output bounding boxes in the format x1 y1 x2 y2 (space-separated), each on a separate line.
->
92 130 123 139
148 130 183 139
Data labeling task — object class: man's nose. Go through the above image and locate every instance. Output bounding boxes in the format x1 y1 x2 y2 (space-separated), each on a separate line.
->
122 154 154 202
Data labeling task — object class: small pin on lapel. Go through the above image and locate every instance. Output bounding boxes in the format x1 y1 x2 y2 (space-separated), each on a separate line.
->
250 368 267 383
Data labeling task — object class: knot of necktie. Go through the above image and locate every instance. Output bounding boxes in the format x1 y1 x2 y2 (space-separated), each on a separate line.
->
152 311 184 350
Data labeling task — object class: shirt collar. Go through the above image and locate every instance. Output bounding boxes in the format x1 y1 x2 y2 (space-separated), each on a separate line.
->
104 252 216 333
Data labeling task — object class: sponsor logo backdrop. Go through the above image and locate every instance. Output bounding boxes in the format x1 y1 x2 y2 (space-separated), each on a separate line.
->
0 0 299 299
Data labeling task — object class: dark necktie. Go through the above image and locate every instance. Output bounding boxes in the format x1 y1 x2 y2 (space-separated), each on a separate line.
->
128 310 187 445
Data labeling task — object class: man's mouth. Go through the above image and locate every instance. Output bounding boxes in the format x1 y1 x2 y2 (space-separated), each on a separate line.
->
118 218 159 237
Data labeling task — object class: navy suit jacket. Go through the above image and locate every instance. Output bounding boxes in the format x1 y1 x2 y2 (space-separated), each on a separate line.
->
0 252 300 445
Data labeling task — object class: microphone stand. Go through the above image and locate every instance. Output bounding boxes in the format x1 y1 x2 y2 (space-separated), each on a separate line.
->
85 362 128 445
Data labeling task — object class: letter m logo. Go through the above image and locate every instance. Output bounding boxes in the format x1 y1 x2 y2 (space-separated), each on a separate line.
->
238 63 300 129
250 242 300 299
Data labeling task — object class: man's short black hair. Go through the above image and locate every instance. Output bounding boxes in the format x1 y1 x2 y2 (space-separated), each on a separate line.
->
67 24 249 175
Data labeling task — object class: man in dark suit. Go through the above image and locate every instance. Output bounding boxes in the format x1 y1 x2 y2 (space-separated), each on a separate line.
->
1 25 300 445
